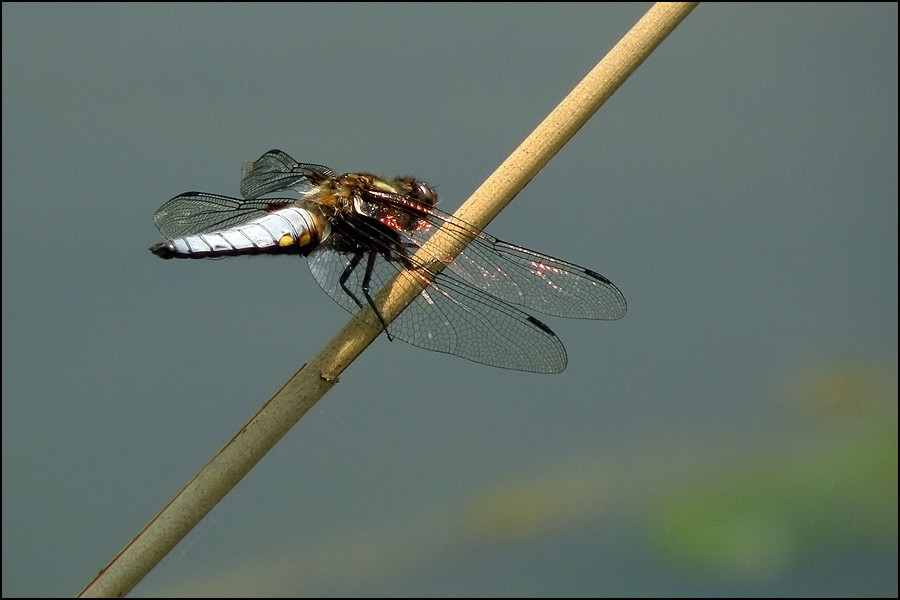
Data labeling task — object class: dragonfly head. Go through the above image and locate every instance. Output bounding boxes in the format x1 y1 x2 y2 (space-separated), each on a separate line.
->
395 177 438 208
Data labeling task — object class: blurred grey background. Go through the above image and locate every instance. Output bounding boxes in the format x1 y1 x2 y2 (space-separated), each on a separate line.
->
2 3 897 597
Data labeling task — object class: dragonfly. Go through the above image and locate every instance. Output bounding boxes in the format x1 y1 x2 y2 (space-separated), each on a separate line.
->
150 150 626 373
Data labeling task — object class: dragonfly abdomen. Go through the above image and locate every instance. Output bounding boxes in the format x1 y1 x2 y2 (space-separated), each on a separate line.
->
150 206 325 259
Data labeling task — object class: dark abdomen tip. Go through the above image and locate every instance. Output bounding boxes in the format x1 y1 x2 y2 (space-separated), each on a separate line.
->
149 241 176 259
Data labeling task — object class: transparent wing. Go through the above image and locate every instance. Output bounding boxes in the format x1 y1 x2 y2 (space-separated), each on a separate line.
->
240 149 335 200
152 192 296 238
357 196 627 321
446 226 627 320
306 235 568 373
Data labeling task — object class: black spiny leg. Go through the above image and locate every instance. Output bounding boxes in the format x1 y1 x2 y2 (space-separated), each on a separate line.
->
339 252 365 308
360 250 393 340
338 250 393 340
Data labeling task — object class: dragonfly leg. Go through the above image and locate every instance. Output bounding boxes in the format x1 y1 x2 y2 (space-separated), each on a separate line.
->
338 250 393 340
339 252 365 308
360 250 393 340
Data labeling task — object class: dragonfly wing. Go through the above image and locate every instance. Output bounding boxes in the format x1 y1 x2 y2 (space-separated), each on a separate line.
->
449 237 627 320
306 233 568 373
384 202 627 320
152 192 295 238
240 149 336 199
396 270 568 373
